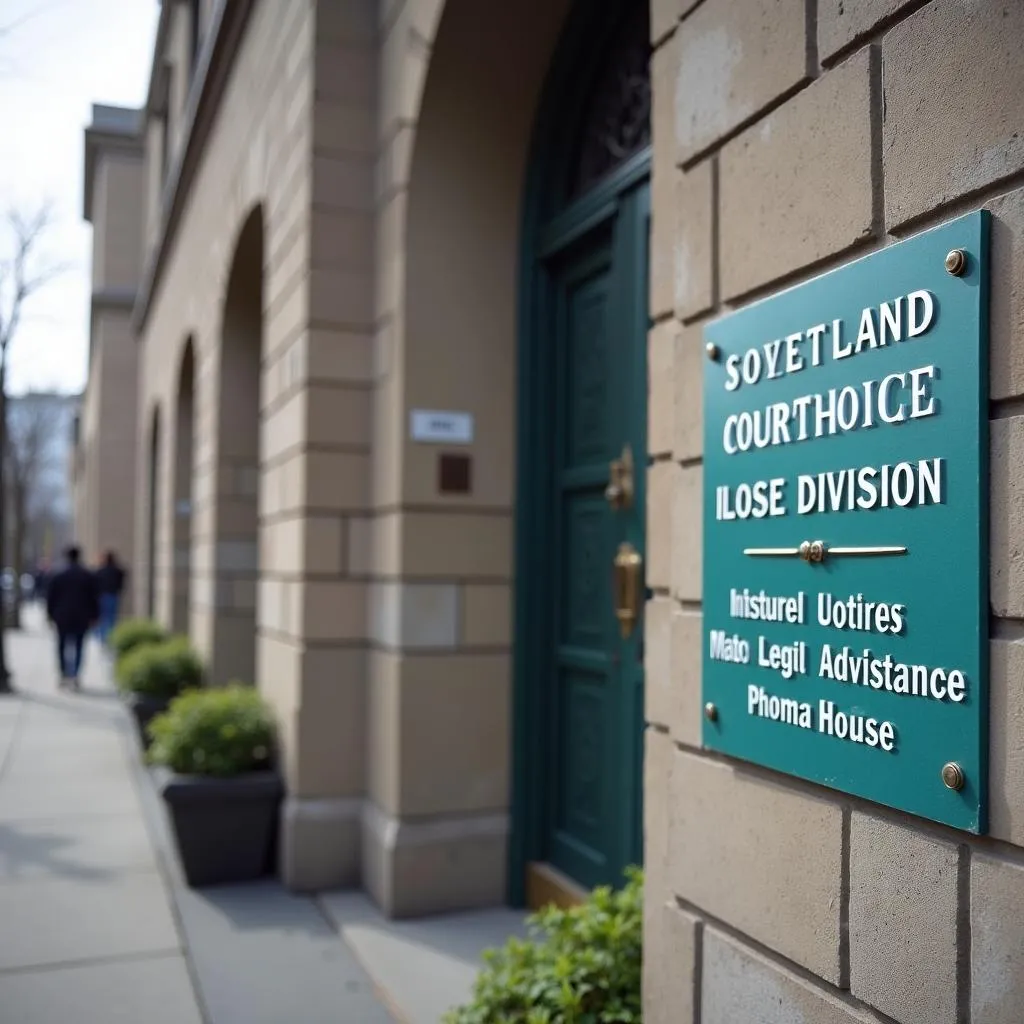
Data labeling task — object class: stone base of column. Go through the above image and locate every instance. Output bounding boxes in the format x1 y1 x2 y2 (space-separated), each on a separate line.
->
360 802 508 918
279 796 362 891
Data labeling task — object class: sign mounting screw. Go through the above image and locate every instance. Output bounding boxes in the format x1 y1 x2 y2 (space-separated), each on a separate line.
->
944 249 967 276
941 762 965 791
704 702 718 722
705 342 720 361
798 540 826 563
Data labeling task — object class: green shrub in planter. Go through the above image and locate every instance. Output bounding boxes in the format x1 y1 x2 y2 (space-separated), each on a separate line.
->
148 684 274 776
444 866 643 1024
116 636 203 699
110 618 169 661
150 685 282 887
117 637 203 752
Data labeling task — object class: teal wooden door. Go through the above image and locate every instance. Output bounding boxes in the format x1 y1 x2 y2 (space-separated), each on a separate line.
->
541 180 649 890
509 0 651 905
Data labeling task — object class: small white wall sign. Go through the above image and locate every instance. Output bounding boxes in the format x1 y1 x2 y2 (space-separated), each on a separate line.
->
409 409 474 445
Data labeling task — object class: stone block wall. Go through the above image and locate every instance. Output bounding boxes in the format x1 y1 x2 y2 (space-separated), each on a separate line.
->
365 0 509 917
90 312 140 579
77 133 143 594
136 0 317 681
645 2 1024 1022
134 0 381 890
260 0 378 890
361 0 568 916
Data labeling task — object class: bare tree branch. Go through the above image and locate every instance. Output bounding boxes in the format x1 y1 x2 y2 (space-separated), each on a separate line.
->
0 203 68 356
0 203 65 684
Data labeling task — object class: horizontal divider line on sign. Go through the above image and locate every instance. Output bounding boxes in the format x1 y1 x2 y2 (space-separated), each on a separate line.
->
742 545 908 558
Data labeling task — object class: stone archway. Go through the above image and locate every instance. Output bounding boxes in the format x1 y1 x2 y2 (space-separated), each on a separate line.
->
364 0 574 917
203 205 263 686
172 338 195 635
145 406 161 619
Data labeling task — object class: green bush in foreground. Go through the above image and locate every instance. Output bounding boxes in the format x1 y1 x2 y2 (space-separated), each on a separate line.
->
116 636 203 699
110 618 168 661
148 684 275 777
444 866 643 1024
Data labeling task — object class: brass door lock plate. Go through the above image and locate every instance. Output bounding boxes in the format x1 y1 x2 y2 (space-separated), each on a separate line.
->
604 444 634 510
613 541 643 639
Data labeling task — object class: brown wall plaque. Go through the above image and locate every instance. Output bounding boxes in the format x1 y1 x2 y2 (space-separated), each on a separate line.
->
438 452 471 494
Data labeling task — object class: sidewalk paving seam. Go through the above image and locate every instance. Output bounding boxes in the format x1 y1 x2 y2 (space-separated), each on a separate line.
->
311 894 413 1024
0 865 164 888
0 810 147 824
118 712 215 1024
0 947 185 978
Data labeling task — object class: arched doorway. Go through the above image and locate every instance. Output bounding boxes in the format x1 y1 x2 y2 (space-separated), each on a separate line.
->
145 407 161 619
211 205 262 686
512 0 651 904
172 339 195 635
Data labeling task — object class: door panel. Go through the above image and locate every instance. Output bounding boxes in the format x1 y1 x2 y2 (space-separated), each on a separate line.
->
549 240 617 886
541 185 647 891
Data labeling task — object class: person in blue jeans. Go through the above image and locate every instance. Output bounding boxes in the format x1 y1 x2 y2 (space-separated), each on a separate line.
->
94 550 127 648
46 546 100 690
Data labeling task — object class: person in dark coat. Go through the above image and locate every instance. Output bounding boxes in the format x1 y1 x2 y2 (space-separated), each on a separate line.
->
32 563 50 602
94 550 127 648
46 545 99 690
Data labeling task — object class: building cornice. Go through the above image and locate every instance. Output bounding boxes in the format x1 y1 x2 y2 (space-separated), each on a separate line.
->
143 1 174 116
133 0 257 335
92 286 138 312
83 124 144 223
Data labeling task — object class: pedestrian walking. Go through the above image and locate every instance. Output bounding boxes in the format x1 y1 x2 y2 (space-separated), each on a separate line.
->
32 562 50 603
94 550 127 648
45 545 99 690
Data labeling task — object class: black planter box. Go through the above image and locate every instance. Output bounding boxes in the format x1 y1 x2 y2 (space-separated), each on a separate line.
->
126 693 172 750
157 768 283 888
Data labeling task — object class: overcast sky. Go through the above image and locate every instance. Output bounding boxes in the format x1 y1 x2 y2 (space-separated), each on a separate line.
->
0 0 158 395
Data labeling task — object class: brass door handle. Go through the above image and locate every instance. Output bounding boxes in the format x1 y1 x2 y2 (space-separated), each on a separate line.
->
613 541 643 639
604 444 634 510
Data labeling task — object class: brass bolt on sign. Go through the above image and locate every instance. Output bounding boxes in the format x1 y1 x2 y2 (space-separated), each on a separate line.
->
941 761 966 791
944 249 967 276
704 702 718 722
798 540 826 563
705 342 720 361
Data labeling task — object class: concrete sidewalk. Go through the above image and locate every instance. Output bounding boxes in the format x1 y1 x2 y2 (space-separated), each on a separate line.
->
0 607 396 1024
0 606 524 1023
0 606 205 1023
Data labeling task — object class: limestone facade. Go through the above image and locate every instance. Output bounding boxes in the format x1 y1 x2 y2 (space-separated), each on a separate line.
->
74 104 143 597
76 1 1024 1019
646 2 1024 1022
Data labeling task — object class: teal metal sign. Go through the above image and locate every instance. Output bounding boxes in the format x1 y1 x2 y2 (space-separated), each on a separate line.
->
701 212 989 833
